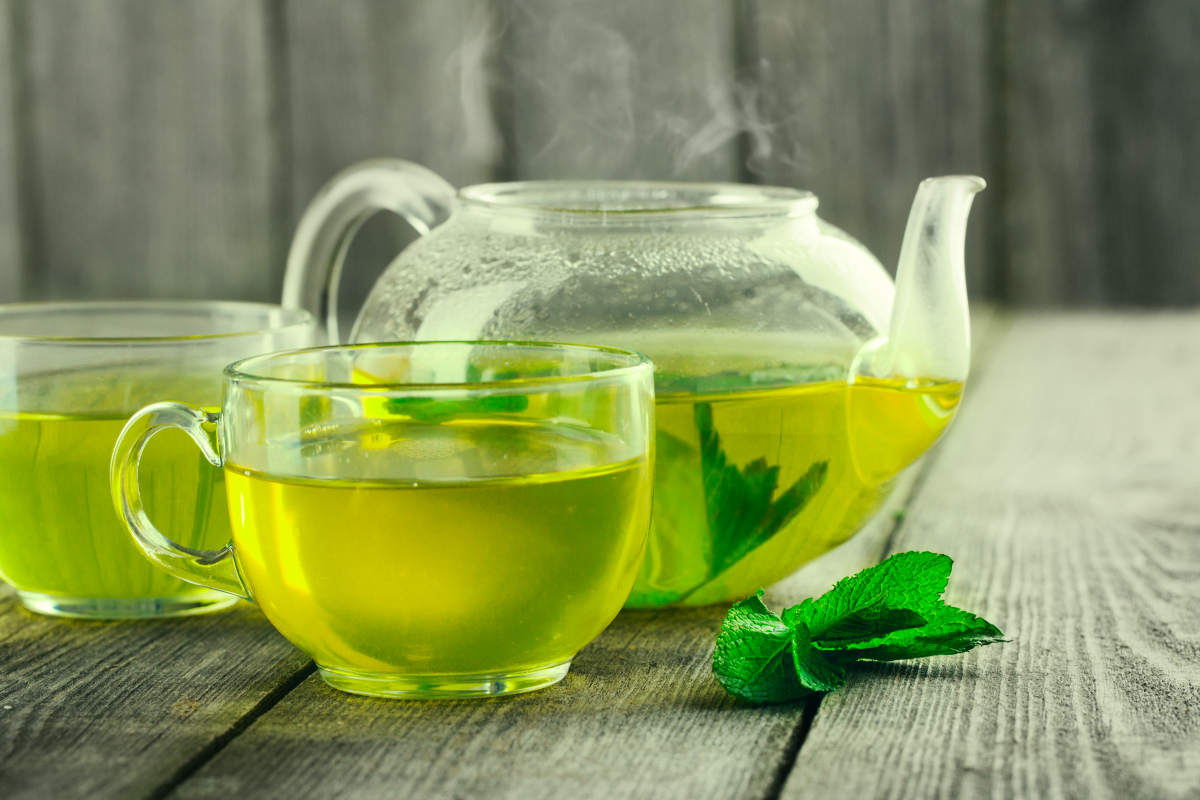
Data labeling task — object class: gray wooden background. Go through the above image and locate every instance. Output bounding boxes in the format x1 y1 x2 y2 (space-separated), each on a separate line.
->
0 0 1195 309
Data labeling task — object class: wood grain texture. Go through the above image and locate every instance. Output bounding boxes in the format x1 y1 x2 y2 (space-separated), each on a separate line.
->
17 0 282 301
0 585 311 800
499 0 740 181
168 607 807 800
782 313 1200 799
1001 2 1200 306
995 2 1101 305
284 0 499 336
747 0 991 296
0 1 22 299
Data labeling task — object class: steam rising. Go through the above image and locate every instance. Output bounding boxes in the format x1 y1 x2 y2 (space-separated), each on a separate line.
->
448 7 503 171
452 5 807 181
666 74 785 177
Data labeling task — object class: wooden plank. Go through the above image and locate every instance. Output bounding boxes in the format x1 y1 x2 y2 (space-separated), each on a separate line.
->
747 0 992 298
169 612 808 800
1089 3 1200 306
1001 2 1200 306
284 0 500 339
0 0 23 299
500 0 740 181
997 2 1105 304
19 0 281 301
782 312 1200 798
0 584 311 799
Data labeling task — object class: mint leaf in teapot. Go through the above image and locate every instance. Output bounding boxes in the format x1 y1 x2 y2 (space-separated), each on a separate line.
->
695 402 828 581
713 551 1005 704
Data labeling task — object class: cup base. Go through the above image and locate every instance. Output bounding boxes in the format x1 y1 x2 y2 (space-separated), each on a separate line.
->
317 660 572 700
16 590 238 620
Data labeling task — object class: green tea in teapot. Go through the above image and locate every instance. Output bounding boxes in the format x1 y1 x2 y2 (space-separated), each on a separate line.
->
629 373 961 606
282 163 985 605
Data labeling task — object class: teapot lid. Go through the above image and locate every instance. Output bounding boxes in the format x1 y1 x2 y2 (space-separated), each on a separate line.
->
457 180 818 222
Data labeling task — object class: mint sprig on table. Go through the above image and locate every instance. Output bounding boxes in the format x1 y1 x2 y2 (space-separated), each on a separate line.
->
712 551 1005 704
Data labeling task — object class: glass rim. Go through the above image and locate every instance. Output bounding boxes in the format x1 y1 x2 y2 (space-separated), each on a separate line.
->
225 340 654 393
457 179 818 221
0 300 315 344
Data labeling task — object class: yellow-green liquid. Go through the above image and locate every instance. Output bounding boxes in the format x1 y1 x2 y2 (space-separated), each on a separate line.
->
630 376 962 606
226 419 650 677
0 412 228 603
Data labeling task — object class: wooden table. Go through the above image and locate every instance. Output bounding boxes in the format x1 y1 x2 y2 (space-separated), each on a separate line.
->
2 312 1198 799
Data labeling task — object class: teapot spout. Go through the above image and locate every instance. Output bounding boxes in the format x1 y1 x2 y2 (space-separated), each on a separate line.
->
858 175 985 382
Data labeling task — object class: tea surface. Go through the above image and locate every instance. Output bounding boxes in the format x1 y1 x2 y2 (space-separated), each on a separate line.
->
226 418 650 677
629 376 962 606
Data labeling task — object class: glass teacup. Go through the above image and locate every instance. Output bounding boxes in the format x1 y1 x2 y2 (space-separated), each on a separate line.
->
111 341 654 698
0 301 316 619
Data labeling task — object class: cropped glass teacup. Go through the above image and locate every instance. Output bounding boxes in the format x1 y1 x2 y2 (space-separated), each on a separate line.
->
0 300 316 619
111 341 654 698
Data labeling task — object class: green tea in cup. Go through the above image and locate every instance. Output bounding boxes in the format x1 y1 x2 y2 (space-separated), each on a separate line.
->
0 301 315 618
112 341 654 698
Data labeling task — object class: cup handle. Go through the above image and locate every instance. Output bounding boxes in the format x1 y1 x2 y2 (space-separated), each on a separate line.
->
109 401 250 600
280 158 457 343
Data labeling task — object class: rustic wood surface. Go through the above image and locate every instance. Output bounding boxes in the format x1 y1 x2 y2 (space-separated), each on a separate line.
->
0 1 21 299
0 585 309 799
14 0 285 301
1000 2 1200 306
2 311 1195 799
0 1 1193 305
283 0 498 337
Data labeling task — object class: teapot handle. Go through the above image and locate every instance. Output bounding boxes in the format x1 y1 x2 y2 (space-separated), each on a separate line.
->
282 159 457 343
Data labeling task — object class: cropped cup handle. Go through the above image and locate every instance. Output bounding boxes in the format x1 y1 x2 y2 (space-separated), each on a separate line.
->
109 402 250 600
281 159 457 343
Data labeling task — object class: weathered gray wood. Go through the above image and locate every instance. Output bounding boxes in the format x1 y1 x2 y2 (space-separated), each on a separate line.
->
500 0 740 181
284 0 500 337
747 0 991 297
0 584 311 799
783 312 1200 798
995 3 1100 305
0 1 23 299
170 606 809 800
1001 2 1200 306
18 0 282 301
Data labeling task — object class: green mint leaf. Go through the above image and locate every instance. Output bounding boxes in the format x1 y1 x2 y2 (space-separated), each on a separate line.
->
790 625 847 693
697 403 778 572
758 461 828 551
832 604 1005 661
696 402 828 583
796 551 953 640
712 591 815 704
712 552 1005 704
811 606 928 645
383 393 529 421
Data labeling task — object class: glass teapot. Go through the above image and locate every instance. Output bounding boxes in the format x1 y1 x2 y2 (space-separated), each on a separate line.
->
283 160 984 607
